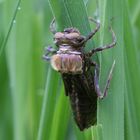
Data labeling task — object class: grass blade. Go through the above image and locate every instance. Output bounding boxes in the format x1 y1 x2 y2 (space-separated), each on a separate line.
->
97 0 125 140
0 0 21 56
48 0 94 139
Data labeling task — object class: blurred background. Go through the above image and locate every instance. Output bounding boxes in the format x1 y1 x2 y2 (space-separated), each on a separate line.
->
0 0 140 140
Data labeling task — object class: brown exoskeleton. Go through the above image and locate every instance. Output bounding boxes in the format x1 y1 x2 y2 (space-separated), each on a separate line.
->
43 17 116 131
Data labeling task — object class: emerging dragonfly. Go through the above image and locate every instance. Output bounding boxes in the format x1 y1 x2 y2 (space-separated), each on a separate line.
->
43 17 116 131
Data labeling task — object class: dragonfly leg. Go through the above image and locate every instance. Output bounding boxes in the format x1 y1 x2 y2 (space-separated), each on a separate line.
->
92 60 115 99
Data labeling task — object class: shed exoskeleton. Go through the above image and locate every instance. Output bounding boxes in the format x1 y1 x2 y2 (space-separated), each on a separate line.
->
43 17 116 131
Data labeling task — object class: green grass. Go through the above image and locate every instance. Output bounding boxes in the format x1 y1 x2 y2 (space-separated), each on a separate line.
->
0 0 140 140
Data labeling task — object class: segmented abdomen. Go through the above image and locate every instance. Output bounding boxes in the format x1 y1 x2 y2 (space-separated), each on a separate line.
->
62 70 97 131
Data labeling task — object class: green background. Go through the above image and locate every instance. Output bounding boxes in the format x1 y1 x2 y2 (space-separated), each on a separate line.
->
0 0 140 140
